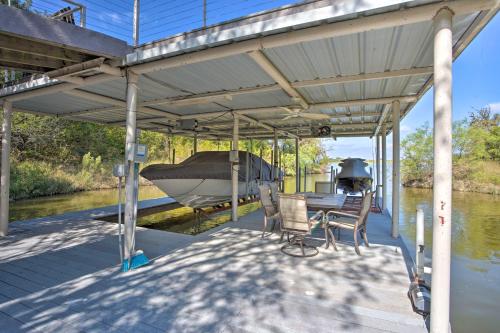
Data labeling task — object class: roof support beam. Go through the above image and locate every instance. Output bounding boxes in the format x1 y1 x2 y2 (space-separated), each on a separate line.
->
237 113 298 139
63 89 180 120
246 50 308 108
140 84 279 108
292 67 433 88
310 96 417 110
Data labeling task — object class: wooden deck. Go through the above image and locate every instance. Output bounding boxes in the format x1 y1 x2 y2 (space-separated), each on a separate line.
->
0 203 426 332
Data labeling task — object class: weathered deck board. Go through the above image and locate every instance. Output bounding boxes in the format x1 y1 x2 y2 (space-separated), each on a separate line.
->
0 205 426 332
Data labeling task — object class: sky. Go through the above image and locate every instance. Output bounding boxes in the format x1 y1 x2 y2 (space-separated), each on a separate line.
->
326 13 500 159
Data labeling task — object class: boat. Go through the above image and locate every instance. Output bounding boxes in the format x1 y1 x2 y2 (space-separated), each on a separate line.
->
336 158 372 194
140 151 275 208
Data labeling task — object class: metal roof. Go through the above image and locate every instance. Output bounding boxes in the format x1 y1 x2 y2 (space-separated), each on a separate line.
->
0 0 498 139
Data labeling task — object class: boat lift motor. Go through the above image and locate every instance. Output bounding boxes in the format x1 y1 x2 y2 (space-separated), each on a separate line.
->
114 143 149 272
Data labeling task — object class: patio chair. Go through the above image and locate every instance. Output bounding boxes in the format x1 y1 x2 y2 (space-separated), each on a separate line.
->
269 182 279 205
258 184 279 238
278 193 324 257
324 190 373 255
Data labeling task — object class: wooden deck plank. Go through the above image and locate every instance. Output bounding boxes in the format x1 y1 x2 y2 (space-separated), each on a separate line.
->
0 205 425 332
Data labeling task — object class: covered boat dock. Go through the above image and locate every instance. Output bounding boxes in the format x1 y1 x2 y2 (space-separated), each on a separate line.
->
0 0 498 332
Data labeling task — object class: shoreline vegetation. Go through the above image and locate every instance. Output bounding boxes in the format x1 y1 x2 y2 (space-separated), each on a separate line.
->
402 107 499 195
4 111 333 201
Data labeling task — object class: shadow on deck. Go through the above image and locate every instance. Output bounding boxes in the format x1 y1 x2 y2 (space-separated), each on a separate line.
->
0 208 426 332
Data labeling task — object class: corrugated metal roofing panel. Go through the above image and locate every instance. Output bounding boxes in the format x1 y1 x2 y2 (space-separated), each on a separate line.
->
152 103 227 116
13 92 112 114
143 54 275 95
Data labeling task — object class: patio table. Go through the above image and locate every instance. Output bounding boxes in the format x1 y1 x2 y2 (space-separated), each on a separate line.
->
303 193 347 211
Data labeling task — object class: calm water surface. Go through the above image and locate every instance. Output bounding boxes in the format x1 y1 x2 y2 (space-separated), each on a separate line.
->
9 173 499 332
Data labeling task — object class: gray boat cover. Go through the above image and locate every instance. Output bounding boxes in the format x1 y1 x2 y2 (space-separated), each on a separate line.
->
140 151 274 182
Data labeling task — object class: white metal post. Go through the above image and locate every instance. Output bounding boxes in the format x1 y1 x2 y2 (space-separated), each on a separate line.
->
273 129 278 181
376 135 381 203
392 100 400 238
416 208 425 279
382 125 387 211
430 8 453 333
123 70 139 261
231 114 239 222
193 134 198 154
133 0 140 47
0 100 12 236
295 138 300 193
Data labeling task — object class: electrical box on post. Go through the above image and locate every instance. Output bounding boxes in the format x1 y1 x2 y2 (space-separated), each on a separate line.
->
113 164 126 177
229 150 239 163
127 143 148 163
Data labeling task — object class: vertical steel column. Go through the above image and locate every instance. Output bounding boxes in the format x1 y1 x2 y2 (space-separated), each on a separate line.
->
0 100 12 236
416 208 425 279
392 100 400 238
295 138 300 193
382 125 387 211
273 129 278 181
376 135 381 203
123 71 139 260
231 114 239 222
193 134 198 154
133 0 140 46
430 8 453 333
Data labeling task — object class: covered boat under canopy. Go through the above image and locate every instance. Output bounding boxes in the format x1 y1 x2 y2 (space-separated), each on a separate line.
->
140 151 275 208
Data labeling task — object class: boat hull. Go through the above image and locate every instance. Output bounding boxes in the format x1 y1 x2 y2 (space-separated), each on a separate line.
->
150 178 264 208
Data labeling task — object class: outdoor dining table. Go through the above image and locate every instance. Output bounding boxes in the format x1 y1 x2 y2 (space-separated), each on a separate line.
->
302 193 347 211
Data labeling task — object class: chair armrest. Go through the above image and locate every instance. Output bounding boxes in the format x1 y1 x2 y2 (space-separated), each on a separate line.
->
309 210 324 231
326 210 360 219
310 210 325 222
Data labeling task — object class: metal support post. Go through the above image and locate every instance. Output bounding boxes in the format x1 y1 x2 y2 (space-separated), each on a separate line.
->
193 134 198 154
392 100 400 238
133 0 140 46
376 135 381 204
382 125 387 211
231 114 239 222
273 129 278 181
330 165 334 193
0 100 12 236
416 208 425 280
123 70 139 261
430 8 453 333
295 138 300 193
304 166 307 192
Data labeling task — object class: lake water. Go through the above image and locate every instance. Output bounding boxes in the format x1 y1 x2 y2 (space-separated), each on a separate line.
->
8 173 499 333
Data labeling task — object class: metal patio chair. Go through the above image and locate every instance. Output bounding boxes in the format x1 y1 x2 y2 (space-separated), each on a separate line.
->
324 190 373 255
278 193 324 257
259 184 279 238
269 182 279 206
